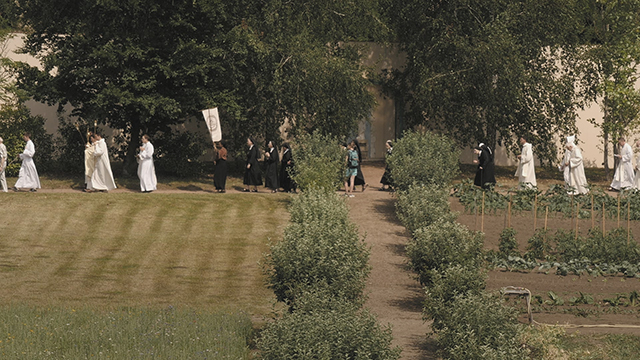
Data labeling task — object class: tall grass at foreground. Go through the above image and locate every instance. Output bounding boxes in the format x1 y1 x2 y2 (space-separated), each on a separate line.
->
0 305 252 359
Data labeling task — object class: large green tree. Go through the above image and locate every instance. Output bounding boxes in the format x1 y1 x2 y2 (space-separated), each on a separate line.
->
14 0 386 173
383 0 586 164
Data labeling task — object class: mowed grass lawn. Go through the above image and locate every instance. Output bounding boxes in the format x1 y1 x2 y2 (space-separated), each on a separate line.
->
0 192 289 313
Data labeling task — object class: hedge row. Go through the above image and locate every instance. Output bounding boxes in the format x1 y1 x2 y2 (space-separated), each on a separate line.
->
392 130 527 359
259 184 400 359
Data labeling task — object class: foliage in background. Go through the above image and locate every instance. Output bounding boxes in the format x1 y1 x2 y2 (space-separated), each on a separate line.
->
153 130 208 178
395 184 457 234
257 292 401 360
407 220 484 286
0 305 252 359
387 130 460 191
291 131 345 191
264 190 370 307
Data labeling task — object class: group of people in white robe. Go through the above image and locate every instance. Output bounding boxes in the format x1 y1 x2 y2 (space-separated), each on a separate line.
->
513 134 640 194
0 131 156 193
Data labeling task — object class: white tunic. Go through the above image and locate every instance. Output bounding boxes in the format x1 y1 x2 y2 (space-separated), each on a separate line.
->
137 142 157 192
85 142 95 185
515 142 536 188
567 146 589 194
15 140 41 189
0 143 7 192
559 149 571 186
634 150 640 189
611 143 634 190
90 139 116 191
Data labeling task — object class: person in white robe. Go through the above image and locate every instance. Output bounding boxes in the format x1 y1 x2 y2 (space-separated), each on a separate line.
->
84 135 96 191
559 143 571 187
137 134 157 192
563 136 589 194
0 136 7 192
610 137 634 191
14 133 40 192
515 136 537 189
89 133 116 192
633 140 640 189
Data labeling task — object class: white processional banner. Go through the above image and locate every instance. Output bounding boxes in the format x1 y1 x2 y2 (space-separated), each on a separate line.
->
202 107 222 142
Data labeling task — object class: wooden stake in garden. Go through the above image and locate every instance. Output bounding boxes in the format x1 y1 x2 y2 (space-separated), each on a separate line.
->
575 204 579 241
628 200 631 246
508 195 512 228
570 194 575 231
602 202 606 237
474 193 478 231
481 191 485 233
618 193 621 228
544 206 549 231
591 193 594 229
533 193 537 231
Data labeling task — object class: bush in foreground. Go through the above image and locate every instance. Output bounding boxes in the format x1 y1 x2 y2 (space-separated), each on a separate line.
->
291 131 345 191
288 188 350 226
396 184 457 233
257 293 401 360
407 220 484 286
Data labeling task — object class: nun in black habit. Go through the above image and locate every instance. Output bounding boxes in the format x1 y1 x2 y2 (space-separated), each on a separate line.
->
213 141 228 193
380 140 393 190
353 141 368 191
243 138 262 192
473 143 496 189
264 140 279 193
280 142 296 193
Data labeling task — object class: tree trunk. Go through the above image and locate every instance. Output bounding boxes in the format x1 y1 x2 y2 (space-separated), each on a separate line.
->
123 119 141 176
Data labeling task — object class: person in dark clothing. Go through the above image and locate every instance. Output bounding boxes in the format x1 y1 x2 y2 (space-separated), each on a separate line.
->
213 142 228 193
380 140 393 191
280 142 296 193
473 143 496 189
243 138 262 192
264 140 279 193
353 141 368 191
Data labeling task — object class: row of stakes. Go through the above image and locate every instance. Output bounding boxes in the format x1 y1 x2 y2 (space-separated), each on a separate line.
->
473 192 633 245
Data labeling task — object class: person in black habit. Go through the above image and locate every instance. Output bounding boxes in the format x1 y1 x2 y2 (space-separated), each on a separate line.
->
264 140 279 193
379 140 393 191
353 141 368 191
280 142 296 193
243 137 262 192
473 143 496 189
213 141 228 193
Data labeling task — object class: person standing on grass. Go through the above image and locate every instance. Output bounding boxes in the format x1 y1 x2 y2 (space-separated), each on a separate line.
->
344 141 358 198
353 141 368 191
610 136 634 191
0 136 7 192
14 132 40 192
380 140 393 191
473 143 496 189
88 133 116 192
84 132 96 190
280 142 295 193
515 136 536 189
264 140 279 193
213 141 228 193
137 134 157 193
243 138 262 192
564 136 589 195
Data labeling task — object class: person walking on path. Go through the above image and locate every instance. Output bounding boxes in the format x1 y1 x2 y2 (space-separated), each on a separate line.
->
88 133 117 192
243 138 262 192
473 143 496 189
610 136 634 191
353 141 368 191
264 140 279 193
564 136 589 195
213 142 228 193
344 141 359 198
515 136 536 189
379 140 393 191
279 142 296 193
137 134 157 193
0 136 7 192
14 132 40 192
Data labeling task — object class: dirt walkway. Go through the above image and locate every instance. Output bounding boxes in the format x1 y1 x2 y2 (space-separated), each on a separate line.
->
347 165 436 360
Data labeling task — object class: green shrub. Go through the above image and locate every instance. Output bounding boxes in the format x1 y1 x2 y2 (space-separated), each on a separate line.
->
434 292 526 360
264 215 370 307
406 220 484 286
387 130 460 191
423 265 487 331
257 294 401 360
396 184 458 233
288 188 350 226
582 228 640 263
498 228 519 257
552 229 582 261
291 131 345 191
524 230 552 261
